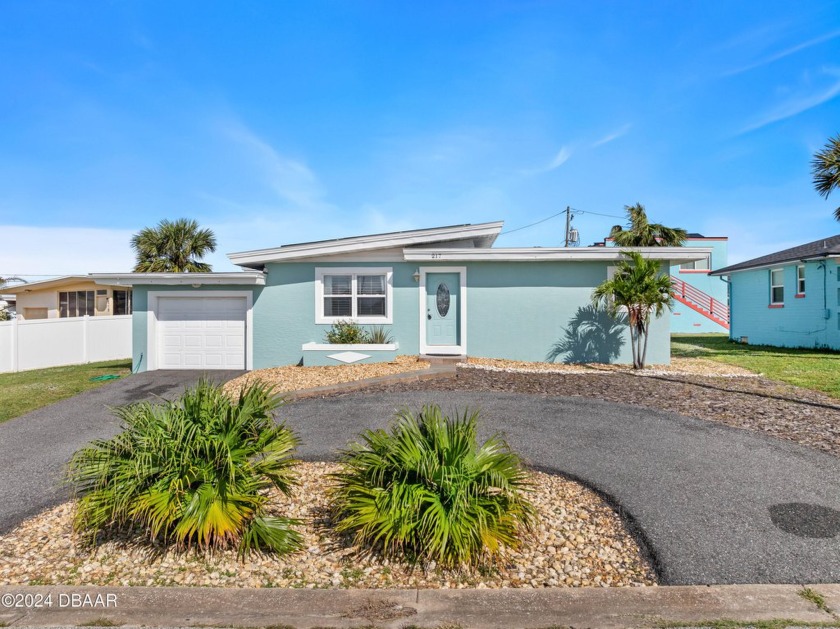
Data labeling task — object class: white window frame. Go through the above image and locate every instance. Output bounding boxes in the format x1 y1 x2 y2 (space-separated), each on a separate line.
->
797 265 806 295
770 268 785 305
315 267 393 324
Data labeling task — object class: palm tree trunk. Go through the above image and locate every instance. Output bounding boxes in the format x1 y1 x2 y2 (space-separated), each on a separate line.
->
640 318 651 368
626 307 638 368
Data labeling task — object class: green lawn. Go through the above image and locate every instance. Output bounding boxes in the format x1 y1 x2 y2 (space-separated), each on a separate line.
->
0 359 132 423
672 333 840 398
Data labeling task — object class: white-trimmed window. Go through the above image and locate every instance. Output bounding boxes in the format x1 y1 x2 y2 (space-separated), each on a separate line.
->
679 255 710 271
770 268 784 305
316 267 393 324
797 265 805 295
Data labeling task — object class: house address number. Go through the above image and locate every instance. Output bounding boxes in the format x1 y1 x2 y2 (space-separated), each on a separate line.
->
431 253 442 259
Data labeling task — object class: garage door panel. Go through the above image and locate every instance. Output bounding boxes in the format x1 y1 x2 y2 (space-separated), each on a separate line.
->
156 296 247 370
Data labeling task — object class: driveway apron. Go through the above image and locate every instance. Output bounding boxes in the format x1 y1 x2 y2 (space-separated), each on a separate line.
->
0 371 243 534
281 390 840 586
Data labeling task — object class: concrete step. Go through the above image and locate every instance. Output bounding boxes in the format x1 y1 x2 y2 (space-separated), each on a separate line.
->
419 354 467 365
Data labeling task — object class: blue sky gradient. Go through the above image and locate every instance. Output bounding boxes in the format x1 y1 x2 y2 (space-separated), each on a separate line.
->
2 1 840 275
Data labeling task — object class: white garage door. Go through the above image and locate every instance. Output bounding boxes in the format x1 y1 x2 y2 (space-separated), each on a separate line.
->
157 297 247 369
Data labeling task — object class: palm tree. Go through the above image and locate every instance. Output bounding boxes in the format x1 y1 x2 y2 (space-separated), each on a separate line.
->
131 218 217 273
812 134 840 220
592 251 673 369
609 203 687 246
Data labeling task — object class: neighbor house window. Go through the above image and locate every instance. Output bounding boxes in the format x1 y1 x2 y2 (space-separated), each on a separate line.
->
59 290 95 318
797 265 805 295
316 268 392 324
770 268 784 305
113 289 132 315
679 255 710 271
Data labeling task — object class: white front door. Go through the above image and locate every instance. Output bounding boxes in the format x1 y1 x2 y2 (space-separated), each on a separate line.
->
156 296 247 369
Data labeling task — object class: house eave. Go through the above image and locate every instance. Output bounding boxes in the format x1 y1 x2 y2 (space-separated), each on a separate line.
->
711 254 840 276
403 247 713 263
88 272 267 286
226 221 504 267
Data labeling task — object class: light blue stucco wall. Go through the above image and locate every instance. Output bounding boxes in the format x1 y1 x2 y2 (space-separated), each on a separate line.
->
668 238 729 333
729 261 840 349
131 260 675 371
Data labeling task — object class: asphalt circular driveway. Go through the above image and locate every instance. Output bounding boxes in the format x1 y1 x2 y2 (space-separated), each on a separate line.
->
281 390 840 586
2 377 840 586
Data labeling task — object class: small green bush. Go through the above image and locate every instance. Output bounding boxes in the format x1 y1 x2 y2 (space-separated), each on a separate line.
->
325 320 370 344
330 405 535 568
68 379 302 557
367 325 394 344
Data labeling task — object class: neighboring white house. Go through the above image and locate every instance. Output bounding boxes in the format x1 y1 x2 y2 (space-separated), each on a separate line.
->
1 276 132 320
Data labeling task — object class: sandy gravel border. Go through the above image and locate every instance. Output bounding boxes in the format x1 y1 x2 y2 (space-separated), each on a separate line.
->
0 463 655 590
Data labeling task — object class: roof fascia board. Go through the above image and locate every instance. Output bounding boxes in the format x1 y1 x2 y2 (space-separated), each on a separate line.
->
227 221 504 265
0 275 93 293
403 247 712 262
712 255 840 276
88 272 266 286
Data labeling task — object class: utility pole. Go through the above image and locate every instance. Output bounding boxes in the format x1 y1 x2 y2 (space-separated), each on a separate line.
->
564 206 571 247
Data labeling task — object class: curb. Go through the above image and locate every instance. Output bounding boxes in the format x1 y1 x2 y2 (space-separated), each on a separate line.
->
2 584 840 628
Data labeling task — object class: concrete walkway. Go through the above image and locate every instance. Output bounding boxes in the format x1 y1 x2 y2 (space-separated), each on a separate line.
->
0 370 243 534
282 390 840 586
2 584 840 628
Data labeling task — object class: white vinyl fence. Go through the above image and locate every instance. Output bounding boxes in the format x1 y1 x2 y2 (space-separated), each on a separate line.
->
0 315 132 373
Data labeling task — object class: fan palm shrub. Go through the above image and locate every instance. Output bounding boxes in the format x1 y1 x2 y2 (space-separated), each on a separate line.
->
68 379 302 557
331 405 535 568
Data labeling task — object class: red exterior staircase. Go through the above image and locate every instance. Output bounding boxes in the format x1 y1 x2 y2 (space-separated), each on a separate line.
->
670 276 729 330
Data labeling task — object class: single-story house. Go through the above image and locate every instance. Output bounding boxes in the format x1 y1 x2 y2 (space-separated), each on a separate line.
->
2 276 133 320
91 221 712 372
711 234 840 349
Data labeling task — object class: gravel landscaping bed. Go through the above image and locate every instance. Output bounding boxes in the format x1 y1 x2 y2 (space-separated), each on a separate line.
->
352 363 840 459
224 355 429 395
0 463 655 589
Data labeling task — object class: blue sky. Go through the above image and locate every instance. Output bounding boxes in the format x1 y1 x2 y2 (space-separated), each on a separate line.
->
2 1 840 277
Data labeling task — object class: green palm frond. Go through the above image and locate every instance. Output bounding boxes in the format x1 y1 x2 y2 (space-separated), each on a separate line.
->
330 405 535 568
611 203 687 247
592 250 673 369
67 379 302 556
130 218 217 273
812 134 840 220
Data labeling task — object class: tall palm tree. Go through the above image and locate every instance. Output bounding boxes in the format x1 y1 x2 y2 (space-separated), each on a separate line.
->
131 218 217 273
609 203 687 247
592 251 673 369
812 134 840 220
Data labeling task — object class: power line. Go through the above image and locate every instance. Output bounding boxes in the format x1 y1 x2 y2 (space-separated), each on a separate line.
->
499 210 567 236
499 206 626 238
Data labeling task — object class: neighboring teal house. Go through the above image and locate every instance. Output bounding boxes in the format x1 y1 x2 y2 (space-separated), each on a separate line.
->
711 235 840 349
598 233 730 333
92 221 711 371
669 234 729 333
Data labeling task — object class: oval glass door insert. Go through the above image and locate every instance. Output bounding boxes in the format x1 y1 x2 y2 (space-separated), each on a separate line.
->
436 283 450 317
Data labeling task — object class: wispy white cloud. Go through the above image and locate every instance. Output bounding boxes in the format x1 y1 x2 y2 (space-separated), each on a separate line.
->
217 118 334 212
723 29 840 77
739 69 840 134
591 124 632 148
546 146 573 170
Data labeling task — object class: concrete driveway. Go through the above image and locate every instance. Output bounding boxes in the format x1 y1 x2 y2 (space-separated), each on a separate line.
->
0 370 242 533
280 390 840 586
